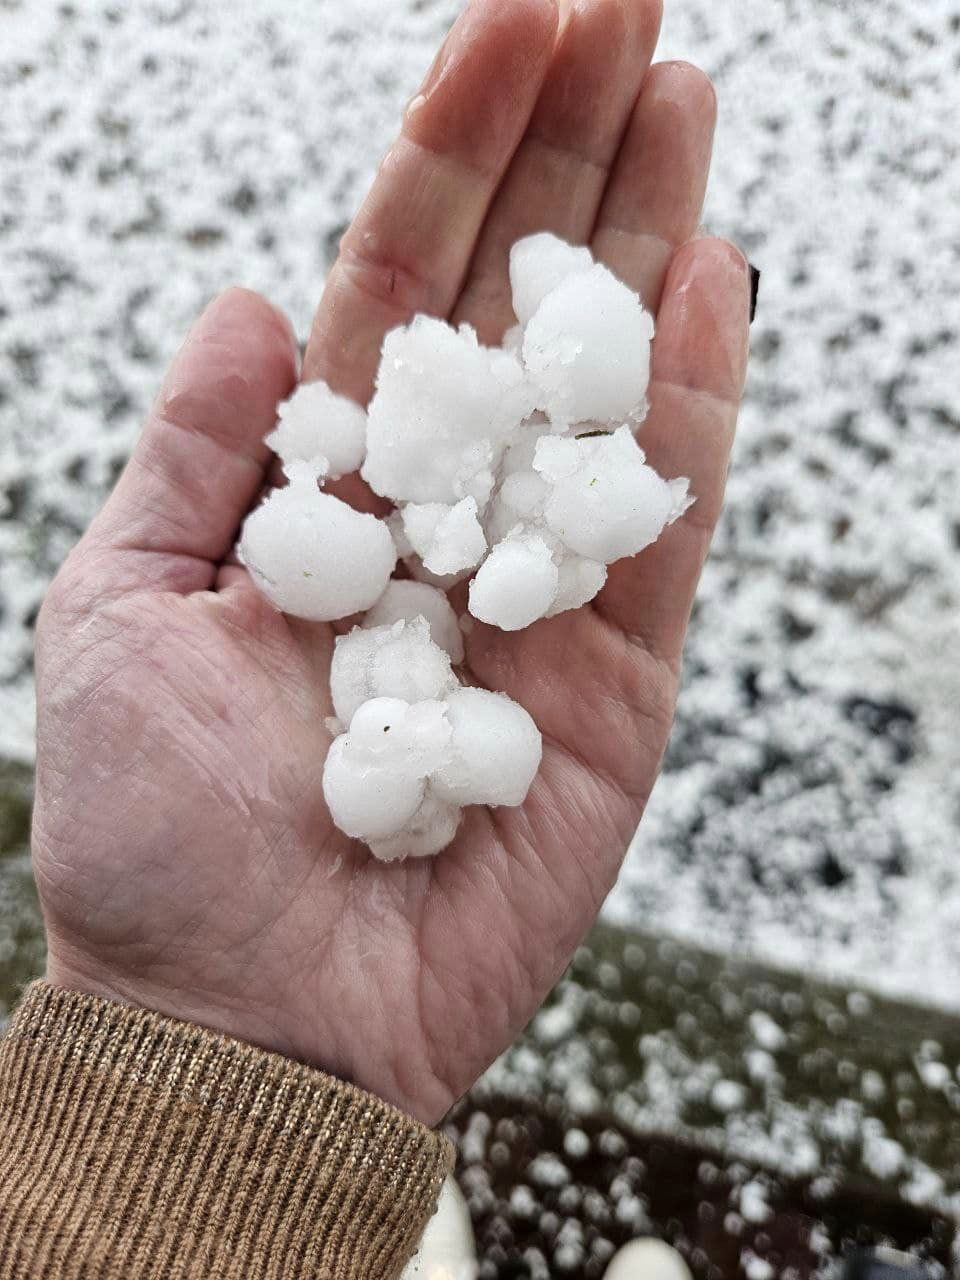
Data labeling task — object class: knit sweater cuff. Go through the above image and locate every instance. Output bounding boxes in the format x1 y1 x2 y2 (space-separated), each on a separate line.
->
0 981 455 1279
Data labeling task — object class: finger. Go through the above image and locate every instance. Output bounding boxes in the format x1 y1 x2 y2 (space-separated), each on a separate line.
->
302 0 559 402
452 0 663 342
81 288 297 595
591 60 717 311
593 237 751 659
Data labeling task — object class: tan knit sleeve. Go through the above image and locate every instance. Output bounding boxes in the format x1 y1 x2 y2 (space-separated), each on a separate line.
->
0 981 455 1279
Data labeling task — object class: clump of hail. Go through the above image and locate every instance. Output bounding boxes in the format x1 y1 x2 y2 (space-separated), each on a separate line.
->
239 233 692 860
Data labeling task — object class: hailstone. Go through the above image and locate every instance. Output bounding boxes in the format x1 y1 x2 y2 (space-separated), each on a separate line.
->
238 462 396 620
534 426 692 563
361 315 535 504
431 687 542 808
509 231 594 327
265 379 367 479
329 618 457 724
522 261 655 427
363 580 464 664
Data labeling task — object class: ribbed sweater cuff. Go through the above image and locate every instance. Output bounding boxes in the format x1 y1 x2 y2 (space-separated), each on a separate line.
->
0 981 454 1279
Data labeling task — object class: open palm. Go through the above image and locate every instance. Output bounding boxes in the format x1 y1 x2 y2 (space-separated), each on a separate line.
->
33 0 750 1126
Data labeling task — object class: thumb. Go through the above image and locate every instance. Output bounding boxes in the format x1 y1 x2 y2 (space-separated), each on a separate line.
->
78 287 298 598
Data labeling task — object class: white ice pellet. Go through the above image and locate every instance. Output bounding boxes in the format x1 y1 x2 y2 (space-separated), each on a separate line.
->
238 462 396 620
368 790 462 862
347 697 451 775
362 315 535 504
547 555 608 616
535 427 691 563
402 497 487 576
321 734 426 842
265 379 367 479
510 232 595 327
432 687 542 807
523 261 655 427
329 618 457 723
363 580 464 664
468 535 559 631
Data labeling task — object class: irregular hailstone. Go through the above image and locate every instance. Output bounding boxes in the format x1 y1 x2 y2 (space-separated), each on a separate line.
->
329 618 457 724
238 462 396 621
522 259 655 427
534 426 692 563
264 379 367 479
322 697 450 843
468 534 559 632
362 580 464 664
400 1176 477 1279
548 555 608 616
509 231 594 326
361 315 536 504
402 497 487 576
432 687 542 808
368 791 462 862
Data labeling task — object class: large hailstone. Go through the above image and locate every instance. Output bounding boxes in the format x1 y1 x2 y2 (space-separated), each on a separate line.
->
361 315 536 505
324 623 542 859
330 618 457 724
238 462 396 620
509 231 594 327
534 426 692 563
322 697 450 843
468 535 558 632
363 580 464 664
518 244 655 427
402 498 487 577
265 379 367 479
368 791 462 863
432 687 542 808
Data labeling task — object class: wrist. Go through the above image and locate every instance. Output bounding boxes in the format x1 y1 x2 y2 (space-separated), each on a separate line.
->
43 945 306 1072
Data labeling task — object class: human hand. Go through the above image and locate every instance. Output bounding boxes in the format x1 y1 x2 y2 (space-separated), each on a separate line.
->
33 0 750 1126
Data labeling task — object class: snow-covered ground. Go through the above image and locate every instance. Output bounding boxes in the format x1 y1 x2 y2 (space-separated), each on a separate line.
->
2 0 958 1005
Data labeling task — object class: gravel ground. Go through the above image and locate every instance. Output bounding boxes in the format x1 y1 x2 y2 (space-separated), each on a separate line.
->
1 0 958 1005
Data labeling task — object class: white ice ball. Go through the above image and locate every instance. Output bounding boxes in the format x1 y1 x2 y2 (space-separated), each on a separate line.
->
432 687 542 808
468 535 559 631
535 426 690 563
400 1176 477 1278
547 554 608 616
265 380 367 479
330 618 457 724
363 580 464 664
523 262 655 427
510 232 595 328
602 1240 693 1280
362 315 534 504
347 697 451 776
239 463 396 620
322 734 426 842
402 498 487 577
369 791 463 863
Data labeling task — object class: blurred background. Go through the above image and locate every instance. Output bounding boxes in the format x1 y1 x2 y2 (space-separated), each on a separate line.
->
1 1 959 1275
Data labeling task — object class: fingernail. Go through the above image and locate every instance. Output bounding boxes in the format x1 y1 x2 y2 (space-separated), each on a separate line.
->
666 239 751 402
748 263 760 324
